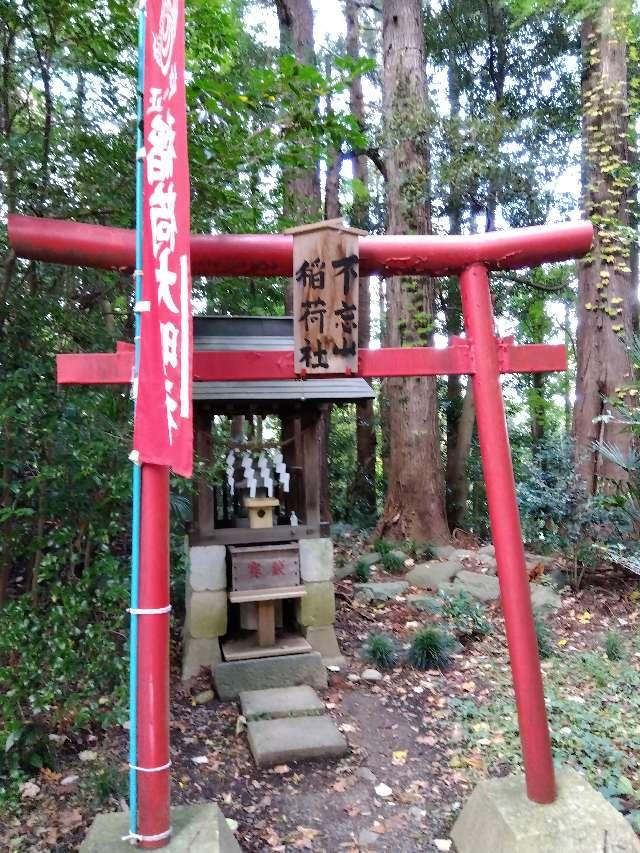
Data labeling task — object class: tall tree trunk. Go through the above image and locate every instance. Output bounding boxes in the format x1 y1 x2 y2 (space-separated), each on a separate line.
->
379 0 449 543
573 1 635 492
275 0 322 313
276 0 329 523
346 0 377 520
324 57 342 221
444 39 473 530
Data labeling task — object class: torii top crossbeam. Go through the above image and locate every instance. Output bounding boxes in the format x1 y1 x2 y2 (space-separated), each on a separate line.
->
8 215 592 278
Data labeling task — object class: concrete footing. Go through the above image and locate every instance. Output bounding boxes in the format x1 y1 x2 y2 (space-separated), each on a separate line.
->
451 767 640 853
79 803 241 852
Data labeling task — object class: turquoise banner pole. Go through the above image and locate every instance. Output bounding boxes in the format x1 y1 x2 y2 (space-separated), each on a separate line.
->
129 1 146 839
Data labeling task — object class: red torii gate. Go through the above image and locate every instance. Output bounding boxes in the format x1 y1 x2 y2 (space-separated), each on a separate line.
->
9 213 592 842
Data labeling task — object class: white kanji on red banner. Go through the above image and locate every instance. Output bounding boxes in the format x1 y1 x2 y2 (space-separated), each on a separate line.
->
133 0 192 477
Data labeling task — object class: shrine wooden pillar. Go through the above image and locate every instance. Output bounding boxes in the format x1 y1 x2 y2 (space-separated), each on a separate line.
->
300 406 322 532
193 404 215 538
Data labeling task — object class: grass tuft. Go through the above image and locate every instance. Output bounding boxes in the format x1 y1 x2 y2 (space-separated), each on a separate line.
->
605 631 624 661
361 633 397 669
355 559 372 582
408 626 457 670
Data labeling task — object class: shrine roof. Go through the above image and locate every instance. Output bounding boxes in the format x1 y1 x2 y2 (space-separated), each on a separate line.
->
192 378 375 402
193 316 374 403
194 315 292 349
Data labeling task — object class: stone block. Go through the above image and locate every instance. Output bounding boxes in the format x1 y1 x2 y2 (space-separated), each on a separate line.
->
304 625 343 664
297 581 335 627
405 560 462 590
247 715 348 767
80 803 241 852
451 767 640 853
432 544 457 559
407 594 442 613
240 685 324 720
182 637 222 680
188 544 227 591
353 581 408 603
453 570 500 602
187 590 227 639
299 537 334 582
530 584 562 612
214 652 327 700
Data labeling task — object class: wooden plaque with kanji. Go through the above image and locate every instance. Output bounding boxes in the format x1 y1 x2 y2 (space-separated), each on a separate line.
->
288 219 364 375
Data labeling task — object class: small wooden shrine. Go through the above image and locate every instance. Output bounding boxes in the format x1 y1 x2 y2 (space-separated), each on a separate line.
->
182 314 374 677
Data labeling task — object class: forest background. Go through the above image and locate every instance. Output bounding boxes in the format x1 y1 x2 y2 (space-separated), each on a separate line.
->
0 0 639 794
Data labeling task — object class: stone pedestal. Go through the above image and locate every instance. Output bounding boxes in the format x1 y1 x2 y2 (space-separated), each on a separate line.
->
451 767 640 853
183 537 343 678
80 803 241 852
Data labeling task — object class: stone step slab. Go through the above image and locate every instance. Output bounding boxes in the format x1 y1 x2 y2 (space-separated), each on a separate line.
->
247 715 348 767
214 652 327 701
240 685 325 721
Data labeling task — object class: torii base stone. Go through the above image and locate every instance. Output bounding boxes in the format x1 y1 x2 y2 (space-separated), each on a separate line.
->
451 767 640 853
80 803 242 852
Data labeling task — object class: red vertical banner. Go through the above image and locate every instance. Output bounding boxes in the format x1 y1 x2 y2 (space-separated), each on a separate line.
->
134 0 193 478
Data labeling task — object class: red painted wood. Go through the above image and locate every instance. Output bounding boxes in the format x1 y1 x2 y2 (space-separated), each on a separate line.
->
56 352 133 384
57 341 567 385
460 263 556 804
136 464 171 847
9 214 593 277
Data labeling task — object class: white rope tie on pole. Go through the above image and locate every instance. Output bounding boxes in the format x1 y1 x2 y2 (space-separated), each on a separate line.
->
122 827 172 845
133 300 150 313
129 760 171 773
127 605 172 616
136 146 146 160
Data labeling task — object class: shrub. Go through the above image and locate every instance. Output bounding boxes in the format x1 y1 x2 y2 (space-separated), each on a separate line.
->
361 633 397 669
373 538 393 556
381 551 405 574
439 591 491 640
408 627 457 670
535 617 554 659
0 555 129 788
605 632 624 661
355 559 372 582
516 438 628 590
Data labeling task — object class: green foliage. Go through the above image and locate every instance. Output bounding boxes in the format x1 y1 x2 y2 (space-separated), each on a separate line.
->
0 556 128 789
373 538 393 556
535 616 555 659
380 551 405 575
361 633 397 669
355 559 372 582
408 627 457 670
439 591 491 641
449 634 640 823
605 632 624 662
516 438 628 588
82 763 128 809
